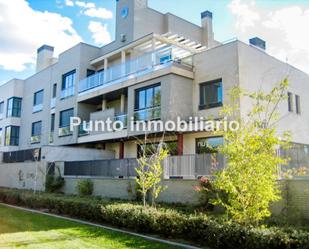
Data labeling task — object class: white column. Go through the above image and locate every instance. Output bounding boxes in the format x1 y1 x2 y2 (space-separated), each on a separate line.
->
103 58 108 82
121 50 126 76
151 37 156 66
102 99 107 111
120 94 126 114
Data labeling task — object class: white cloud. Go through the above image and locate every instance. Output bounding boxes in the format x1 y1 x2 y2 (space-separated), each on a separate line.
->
88 21 112 46
65 0 74 7
228 0 309 74
84 7 113 19
75 1 95 9
0 0 82 72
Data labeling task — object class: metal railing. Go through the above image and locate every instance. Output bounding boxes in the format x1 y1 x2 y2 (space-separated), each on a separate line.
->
63 154 224 179
78 50 193 94
2 148 41 163
59 126 73 137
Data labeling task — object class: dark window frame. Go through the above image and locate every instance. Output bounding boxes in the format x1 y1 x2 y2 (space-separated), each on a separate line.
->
33 89 44 106
6 97 22 118
52 83 57 98
199 79 223 110
59 108 74 128
31 121 42 136
295 94 301 114
5 125 20 146
51 113 55 132
196 136 224 154
288 92 293 112
134 83 161 111
61 70 76 90
0 101 4 118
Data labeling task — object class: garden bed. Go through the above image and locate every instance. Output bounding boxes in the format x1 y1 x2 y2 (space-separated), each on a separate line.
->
0 188 308 249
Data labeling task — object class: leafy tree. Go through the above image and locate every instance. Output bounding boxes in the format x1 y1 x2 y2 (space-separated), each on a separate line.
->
212 79 291 224
135 141 168 207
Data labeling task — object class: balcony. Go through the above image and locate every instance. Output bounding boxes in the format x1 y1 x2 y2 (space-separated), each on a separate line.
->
59 126 73 137
78 50 193 94
61 87 74 99
30 135 41 144
63 154 225 179
32 104 43 113
134 106 160 121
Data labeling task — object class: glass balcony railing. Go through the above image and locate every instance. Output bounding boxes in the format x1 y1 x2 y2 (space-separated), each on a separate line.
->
0 113 3 120
61 87 74 99
31 135 41 144
114 114 128 129
78 50 193 94
32 104 43 113
59 126 73 137
78 122 90 137
134 106 161 121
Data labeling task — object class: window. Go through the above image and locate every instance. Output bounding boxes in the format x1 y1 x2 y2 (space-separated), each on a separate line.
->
60 108 74 128
288 92 293 112
51 114 55 132
31 121 42 144
134 84 161 120
33 90 44 113
0 102 4 119
7 97 22 117
5 126 20 146
61 70 76 99
199 79 223 110
0 128 2 145
295 95 301 114
52 83 57 98
32 121 42 137
196 137 223 154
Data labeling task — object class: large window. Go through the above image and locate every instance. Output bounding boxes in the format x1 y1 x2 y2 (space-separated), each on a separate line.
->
61 70 76 99
196 137 223 154
60 108 74 128
52 83 57 98
134 84 161 120
0 102 4 119
7 97 22 117
199 79 223 110
0 128 2 145
33 90 44 113
5 126 20 146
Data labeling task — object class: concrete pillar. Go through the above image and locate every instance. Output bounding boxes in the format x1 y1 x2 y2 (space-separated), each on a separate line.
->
103 58 108 82
177 134 184 156
119 141 124 159
102 99 107 111
120 94 126 114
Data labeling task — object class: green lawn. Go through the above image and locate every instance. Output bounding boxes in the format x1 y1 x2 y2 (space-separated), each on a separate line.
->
0 205 179 249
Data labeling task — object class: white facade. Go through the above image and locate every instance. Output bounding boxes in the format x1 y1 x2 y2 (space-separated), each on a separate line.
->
0 0 308 162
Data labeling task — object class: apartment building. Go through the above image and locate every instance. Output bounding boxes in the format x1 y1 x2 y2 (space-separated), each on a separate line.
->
0 0 308 175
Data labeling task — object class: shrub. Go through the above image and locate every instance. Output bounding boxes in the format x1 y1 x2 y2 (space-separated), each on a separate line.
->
76 179 93 196
45 175 65 193
0 188 308 249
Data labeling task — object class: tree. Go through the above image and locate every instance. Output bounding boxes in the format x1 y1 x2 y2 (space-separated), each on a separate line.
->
212 79 291 224
135 139 169 207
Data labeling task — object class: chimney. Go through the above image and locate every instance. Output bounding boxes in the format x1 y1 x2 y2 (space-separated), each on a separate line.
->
36 45 54 72
201 10 214 48
249 37 266 50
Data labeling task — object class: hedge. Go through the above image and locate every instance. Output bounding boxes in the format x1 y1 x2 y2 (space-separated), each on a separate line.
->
0 188 308 249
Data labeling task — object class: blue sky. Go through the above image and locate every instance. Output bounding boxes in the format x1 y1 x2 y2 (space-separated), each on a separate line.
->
0 0 309 85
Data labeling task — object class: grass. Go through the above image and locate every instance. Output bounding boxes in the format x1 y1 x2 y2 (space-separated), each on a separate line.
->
0 205 179 249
